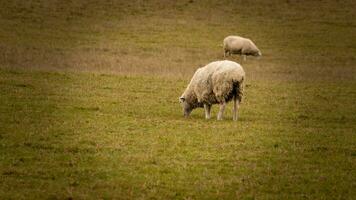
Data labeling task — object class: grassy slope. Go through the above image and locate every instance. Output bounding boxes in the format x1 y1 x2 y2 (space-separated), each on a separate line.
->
0 0 355 199
0 0 355 78
1 69 355 199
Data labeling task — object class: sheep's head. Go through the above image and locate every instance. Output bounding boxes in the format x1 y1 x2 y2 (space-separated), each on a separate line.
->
179 96 193 117
255 49 262 57
253 50 262 57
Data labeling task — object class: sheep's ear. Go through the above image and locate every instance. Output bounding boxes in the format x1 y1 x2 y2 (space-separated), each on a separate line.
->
179 97 185 103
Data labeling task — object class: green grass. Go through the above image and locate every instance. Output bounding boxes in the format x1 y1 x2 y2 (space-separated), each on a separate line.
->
0 69 355 199
0 0 355 199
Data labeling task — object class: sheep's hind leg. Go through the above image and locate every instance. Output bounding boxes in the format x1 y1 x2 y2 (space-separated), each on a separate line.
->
217 102 226 120
224 50 229 58
238 54 244 62
233 96 240 121
204 104 211 119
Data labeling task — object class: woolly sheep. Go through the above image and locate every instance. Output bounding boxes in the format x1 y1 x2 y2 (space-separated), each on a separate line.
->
223 35 262 60
179 60 245 121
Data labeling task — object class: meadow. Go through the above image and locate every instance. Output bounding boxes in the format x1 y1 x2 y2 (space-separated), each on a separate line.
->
0 0 355 199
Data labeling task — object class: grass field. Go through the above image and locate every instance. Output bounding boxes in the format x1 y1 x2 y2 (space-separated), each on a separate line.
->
0 0 355 199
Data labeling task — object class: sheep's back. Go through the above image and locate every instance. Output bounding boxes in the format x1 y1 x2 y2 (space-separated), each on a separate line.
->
186 60 245 104
192 61 220 103
224 36 245 51
212 61 245 102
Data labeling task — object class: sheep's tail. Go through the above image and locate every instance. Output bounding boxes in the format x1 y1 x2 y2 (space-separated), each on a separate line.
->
235 77 244 103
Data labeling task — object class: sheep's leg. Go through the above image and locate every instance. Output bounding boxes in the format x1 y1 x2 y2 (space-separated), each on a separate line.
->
239 54 243 62
243 55 247 61
204 104 211 119
233 96 240 121
217 102 226 120
224 50 229 58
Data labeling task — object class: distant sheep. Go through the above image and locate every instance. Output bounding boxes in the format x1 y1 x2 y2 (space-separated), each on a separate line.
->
223 35 262 60
179 60 245 121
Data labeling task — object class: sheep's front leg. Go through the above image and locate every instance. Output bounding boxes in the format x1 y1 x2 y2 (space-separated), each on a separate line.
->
204 104 211 119
243 55 247 61
217 102 226 120
233 97 240 121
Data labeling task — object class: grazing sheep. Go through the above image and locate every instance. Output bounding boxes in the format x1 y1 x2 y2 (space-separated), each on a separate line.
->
223 35 262 60
179 60 245 121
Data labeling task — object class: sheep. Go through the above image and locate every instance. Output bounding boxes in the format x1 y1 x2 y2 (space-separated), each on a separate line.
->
223 35 262 60
179 60 245 121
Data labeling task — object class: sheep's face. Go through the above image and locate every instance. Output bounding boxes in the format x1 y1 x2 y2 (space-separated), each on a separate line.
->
255 50 262 57
179 97 193 117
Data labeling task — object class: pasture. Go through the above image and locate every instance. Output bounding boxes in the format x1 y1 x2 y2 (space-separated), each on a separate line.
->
0 0 355 199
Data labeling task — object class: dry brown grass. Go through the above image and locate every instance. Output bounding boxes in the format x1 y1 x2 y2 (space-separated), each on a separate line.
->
1 0 355 81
